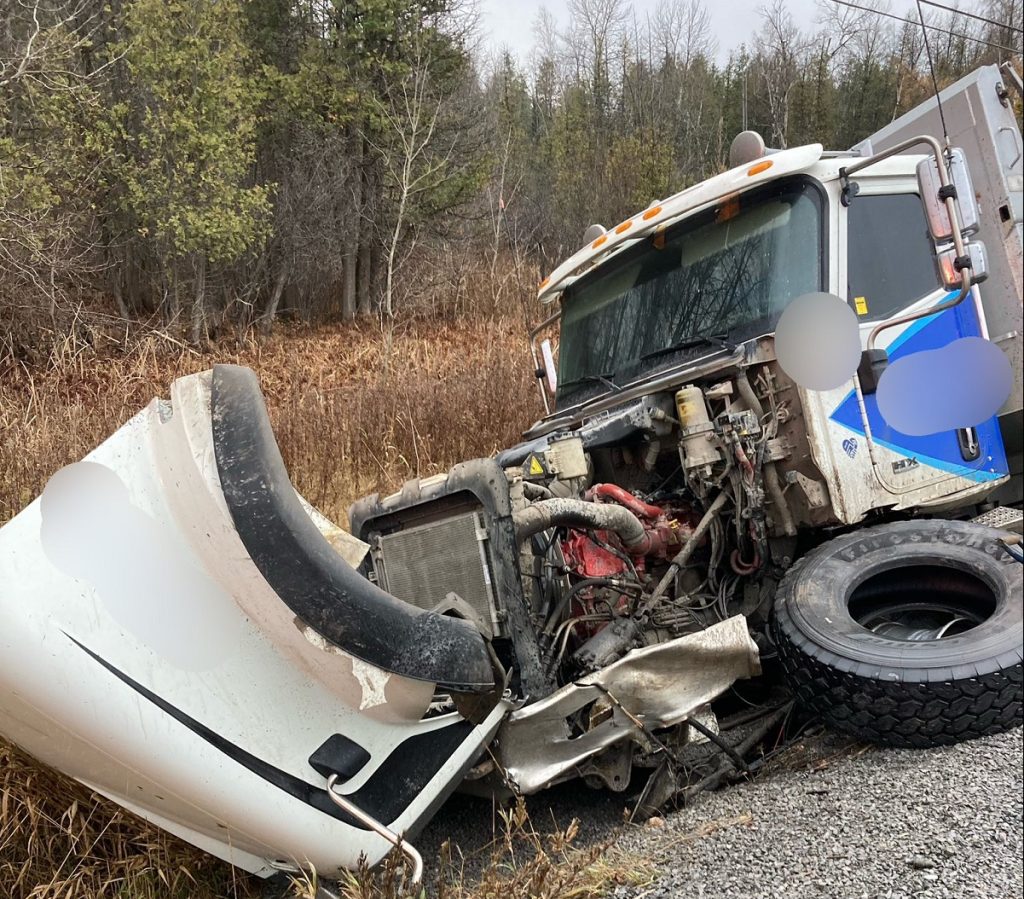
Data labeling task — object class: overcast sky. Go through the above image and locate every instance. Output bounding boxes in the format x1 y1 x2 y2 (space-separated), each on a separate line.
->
478 0 920 66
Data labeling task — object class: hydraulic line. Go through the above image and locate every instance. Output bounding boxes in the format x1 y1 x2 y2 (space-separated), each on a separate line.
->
736 370 796 537
541 576 641 638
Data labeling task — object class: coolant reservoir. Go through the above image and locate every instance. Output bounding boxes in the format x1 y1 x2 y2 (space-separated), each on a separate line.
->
676 386 720 471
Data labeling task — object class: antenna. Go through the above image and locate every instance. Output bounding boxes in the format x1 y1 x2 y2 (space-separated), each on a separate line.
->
916 0 950 150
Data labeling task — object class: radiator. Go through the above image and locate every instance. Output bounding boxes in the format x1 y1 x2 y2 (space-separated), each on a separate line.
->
374 510 502 636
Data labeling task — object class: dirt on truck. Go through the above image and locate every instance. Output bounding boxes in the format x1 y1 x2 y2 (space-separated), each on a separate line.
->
0 64 1021 891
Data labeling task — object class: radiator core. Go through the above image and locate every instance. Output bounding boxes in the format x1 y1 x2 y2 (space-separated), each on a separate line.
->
373 510 501 635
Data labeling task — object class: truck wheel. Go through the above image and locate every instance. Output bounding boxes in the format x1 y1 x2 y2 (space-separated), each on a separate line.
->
772 519 1023 748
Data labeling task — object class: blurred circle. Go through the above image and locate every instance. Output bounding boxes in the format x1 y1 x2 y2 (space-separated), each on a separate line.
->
877 336 1012 436
775 292 861 392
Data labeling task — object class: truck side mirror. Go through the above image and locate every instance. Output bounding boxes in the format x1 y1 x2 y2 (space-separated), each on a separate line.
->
937 240 989 290
916 148 980 243
858 348 889 395
540 339 558 394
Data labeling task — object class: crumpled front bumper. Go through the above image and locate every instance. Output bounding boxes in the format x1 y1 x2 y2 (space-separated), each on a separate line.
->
495 615 761 793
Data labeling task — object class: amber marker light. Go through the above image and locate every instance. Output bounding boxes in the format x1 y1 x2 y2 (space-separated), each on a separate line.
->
747 160 773 176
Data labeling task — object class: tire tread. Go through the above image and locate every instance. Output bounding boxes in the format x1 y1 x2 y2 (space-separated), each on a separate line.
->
773 601 1023 748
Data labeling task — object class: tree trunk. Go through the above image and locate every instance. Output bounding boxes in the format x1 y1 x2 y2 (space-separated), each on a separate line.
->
167 260 179 324
191 253 207 345
369 242 383 314
357 237 373 315
341 250 357 321
341 133 365 321
260 266 287 335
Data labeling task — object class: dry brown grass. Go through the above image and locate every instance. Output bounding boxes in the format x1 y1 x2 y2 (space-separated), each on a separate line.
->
1 741 650 899
0 316 541 527
334 801 654 899
0 740 258 899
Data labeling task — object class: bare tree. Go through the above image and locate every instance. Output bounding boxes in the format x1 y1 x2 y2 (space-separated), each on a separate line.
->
369 43 456 338
652 0 716 66
0 0 110 331
566 0 628 112
756 0 809 147
0 0 115 89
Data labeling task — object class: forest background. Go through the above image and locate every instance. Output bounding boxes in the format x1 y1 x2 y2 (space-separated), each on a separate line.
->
2 0 1021 351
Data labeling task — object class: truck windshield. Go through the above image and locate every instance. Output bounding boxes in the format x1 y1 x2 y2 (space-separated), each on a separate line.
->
557 178 824 405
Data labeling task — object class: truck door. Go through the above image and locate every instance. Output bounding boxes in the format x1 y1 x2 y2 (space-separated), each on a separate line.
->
831 190 1009 497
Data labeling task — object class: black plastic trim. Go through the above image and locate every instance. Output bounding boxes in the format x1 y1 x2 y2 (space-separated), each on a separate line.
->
210 364 494 693
67 633 476 831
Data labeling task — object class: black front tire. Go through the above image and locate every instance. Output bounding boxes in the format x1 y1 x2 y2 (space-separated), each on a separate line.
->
772 519 1023 748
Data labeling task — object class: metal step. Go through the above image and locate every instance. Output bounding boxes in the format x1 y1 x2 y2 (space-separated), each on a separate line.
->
970 505 1024 534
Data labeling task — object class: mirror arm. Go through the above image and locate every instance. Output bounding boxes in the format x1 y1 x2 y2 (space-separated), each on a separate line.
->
867 269 971 350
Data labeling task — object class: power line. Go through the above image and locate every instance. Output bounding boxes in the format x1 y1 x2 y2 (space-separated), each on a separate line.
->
828 0 1022 54
918 0 1024 36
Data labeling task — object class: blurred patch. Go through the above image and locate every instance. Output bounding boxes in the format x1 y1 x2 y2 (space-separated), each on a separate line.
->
876 336 1012 437
40 461 241 670
775 292 861 392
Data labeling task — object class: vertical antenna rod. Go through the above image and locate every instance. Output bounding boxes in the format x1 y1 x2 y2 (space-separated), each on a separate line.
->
916 0 951 148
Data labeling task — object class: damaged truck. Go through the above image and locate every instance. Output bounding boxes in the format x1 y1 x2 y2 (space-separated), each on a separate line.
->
0 64 1021 885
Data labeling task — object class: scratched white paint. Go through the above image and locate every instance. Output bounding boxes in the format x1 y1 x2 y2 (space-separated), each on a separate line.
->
350 658 391 710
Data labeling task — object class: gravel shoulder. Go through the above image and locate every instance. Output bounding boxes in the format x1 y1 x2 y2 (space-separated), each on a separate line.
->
613 727 1023 899
418 727 1023 899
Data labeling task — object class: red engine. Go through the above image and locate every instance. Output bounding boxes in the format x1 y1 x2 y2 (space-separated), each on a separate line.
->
559 485 698 621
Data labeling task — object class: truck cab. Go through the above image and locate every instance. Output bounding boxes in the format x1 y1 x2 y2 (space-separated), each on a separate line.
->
528 64 1022 530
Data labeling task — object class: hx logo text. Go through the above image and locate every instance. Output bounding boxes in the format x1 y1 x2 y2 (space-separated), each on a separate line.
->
892 457 920 474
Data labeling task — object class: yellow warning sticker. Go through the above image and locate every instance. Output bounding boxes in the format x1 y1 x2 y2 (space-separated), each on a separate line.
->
528 456 546 476
854 296 868 315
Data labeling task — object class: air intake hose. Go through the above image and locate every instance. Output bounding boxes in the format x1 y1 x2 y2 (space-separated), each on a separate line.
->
513 498 650 552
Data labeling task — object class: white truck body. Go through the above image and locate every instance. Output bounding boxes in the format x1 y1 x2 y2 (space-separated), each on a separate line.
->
0 65 1019 887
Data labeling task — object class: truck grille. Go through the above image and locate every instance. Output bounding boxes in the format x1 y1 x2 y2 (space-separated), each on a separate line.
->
374 510 501 635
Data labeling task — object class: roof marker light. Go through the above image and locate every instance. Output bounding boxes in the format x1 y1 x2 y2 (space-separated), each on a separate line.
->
614 220 633 234
592 234 608 249
642 206 663 220
747 160 773 176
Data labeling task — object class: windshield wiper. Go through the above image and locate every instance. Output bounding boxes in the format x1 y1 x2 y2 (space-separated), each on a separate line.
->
558 372 622 393
641 332 736 362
